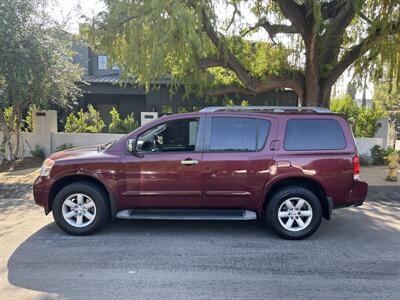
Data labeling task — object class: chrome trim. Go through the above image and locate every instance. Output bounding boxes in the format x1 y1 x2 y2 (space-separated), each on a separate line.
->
199 106 333 113
116 209 257 220
181 160 199 165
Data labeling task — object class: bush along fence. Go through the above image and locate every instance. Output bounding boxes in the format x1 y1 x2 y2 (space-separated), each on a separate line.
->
0 109 399 160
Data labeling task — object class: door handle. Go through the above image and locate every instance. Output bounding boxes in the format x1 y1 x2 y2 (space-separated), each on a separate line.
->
181 159 199 165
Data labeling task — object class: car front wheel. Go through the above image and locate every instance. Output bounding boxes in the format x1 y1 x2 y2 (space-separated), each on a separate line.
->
266 186 322 240
52 182 109 235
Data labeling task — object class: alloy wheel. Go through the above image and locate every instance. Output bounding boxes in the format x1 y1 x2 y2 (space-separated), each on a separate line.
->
277 197 313 232
61 193 97 228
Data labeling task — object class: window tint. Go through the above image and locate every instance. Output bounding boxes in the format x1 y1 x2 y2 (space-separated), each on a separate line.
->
284 119 346 151
209 117 270 152
137 118 199 152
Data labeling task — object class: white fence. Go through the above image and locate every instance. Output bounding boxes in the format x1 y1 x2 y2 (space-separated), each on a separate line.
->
0 110 398 159
52 133 125 152
1 132 392 159
355 138 384 156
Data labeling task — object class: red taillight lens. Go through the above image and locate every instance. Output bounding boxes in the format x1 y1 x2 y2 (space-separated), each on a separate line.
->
353 154 360 180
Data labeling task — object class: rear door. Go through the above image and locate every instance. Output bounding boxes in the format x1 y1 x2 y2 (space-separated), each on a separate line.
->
201 114 277 210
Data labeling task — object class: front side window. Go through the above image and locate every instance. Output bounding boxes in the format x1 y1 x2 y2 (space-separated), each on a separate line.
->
284 119 346 151
136 118 199 153
98 55 108 70
208 117 270 152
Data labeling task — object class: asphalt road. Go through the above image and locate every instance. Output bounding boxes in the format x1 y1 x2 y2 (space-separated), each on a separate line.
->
1 167 399 299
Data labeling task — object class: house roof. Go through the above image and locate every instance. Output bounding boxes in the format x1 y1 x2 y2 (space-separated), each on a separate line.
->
83 74 172 85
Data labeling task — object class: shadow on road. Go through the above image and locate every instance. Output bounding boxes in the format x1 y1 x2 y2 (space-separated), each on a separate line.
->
7 202 400 299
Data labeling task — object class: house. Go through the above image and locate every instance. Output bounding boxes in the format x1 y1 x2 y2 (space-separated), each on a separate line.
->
72 42 298 125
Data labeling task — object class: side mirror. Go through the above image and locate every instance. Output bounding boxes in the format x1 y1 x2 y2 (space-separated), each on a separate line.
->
127 138 136 153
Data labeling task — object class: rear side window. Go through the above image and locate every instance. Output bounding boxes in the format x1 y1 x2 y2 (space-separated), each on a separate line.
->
208 117 270 152
284 119 346 151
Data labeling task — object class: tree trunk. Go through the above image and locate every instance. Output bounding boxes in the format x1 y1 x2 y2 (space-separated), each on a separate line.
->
0 109 14 161
13 106 22 158
319 85 332 108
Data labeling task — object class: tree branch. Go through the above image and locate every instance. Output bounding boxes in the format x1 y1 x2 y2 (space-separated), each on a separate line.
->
242 18 298 41
194 5 257 90
188 1 305 100
198 58 226 69
325 19 400 88
274 0 306 36
205 72 305 100
321 0 347 19
319 1 355 67
359 12 372 25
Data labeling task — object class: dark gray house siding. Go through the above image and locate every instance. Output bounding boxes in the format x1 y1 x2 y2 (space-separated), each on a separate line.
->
73 42 298 125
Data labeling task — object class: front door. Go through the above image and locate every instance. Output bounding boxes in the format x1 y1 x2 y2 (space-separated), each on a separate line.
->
119 116 205 207
202 115 277 210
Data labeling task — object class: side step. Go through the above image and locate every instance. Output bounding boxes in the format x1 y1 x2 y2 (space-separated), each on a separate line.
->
115 209 257 220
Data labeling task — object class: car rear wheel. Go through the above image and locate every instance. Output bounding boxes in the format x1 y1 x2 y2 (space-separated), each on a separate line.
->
52 182 109 235
266 186 322 240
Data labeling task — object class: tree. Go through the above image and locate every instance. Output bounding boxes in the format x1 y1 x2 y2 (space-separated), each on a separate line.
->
87 0 400 108
330 95 386 137
0 0 83 161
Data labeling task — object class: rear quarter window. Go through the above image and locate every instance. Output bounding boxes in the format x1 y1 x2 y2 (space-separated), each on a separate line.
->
284 119 346 151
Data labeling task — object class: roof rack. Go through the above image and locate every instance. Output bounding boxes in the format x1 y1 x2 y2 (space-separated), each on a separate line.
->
199 106 333 113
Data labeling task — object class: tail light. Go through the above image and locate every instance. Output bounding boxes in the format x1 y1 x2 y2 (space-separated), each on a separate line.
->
353 154 360 180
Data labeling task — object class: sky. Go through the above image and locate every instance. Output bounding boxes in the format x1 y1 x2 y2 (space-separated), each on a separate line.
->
47 0 105 33
48 0 372 100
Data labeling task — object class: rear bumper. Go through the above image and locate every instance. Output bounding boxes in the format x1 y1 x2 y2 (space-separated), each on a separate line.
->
351 180 368 206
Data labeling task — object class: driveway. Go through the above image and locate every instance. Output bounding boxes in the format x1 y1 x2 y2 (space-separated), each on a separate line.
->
0 166 399 299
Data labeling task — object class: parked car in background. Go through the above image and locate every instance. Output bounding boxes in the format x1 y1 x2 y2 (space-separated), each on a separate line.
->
33 106 368 239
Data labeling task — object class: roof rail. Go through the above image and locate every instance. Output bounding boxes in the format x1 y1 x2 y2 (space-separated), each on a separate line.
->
199 106 333 113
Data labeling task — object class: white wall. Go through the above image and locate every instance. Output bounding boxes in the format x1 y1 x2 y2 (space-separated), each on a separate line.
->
355 138 384 156
0 131 37 158
51 133 125 152
1 110 398 159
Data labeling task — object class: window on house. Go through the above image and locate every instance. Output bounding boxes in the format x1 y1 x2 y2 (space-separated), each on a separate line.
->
111 64 120 71
98 55 108 70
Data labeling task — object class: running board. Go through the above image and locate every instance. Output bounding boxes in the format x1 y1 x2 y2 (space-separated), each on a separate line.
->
115 209 257 220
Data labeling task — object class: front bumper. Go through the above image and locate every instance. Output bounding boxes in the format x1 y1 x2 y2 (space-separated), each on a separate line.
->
33 176 51 214
352 180 368 206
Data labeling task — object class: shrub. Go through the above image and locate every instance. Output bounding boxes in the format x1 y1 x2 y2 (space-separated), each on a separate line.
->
330 95 386 137
30 145 45 159
64 105 105 133
370 145 398 165
224 99 250 107
109 107 139 134
86 104 106 133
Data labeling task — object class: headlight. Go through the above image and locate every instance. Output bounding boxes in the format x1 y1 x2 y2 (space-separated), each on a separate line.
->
40 159 55 177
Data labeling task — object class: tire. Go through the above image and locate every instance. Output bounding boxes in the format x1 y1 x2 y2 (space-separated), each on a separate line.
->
52 182 109 235
265 186 322 240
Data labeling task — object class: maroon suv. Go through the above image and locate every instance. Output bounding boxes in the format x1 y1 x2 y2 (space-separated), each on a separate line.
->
33 106 368 239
